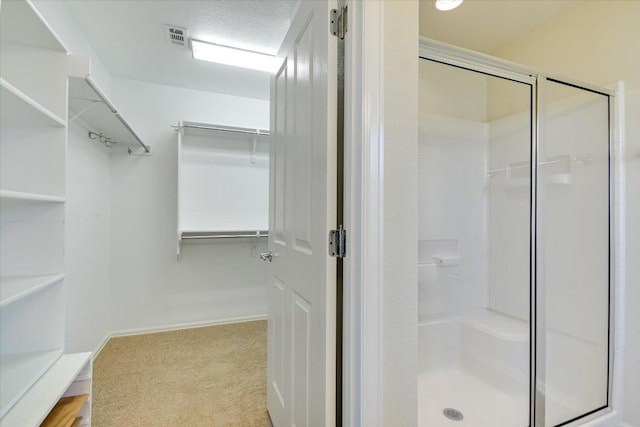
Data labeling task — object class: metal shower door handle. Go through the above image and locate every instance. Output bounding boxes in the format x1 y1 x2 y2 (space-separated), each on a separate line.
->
260 251 276 262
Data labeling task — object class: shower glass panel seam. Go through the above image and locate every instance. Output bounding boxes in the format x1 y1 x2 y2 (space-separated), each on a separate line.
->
607 92 616 412
532 76 541 427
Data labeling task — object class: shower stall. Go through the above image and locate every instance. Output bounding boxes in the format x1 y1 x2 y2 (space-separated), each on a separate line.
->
417 39 617 427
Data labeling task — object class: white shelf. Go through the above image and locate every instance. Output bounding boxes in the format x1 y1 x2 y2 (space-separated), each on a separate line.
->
0 3 88 426
0 0 67 52
0 352 92 427
68 57 149 153
505 173 572 189
0 274 65 308
0 78 66 127
0 190 66 204
0 349 63 419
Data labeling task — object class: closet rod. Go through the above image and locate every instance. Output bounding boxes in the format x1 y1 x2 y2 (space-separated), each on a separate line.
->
181 230 269 240
85 76 151 153
178 122 270 136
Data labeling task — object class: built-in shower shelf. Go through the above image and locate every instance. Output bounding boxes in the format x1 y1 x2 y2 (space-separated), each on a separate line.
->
461 309 528 342
505 173 572 188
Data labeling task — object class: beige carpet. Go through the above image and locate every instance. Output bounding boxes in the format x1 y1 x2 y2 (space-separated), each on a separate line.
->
92 320 269 427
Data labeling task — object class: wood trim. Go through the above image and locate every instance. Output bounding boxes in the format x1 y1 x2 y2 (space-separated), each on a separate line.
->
40 394 88 427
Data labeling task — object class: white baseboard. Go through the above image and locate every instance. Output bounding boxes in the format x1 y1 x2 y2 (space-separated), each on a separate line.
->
93 314 268 356
93 332 113 358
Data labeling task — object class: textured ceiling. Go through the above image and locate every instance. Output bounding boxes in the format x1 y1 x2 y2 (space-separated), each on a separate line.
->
63 0 585 100
420 0 586 55
64 0 298 100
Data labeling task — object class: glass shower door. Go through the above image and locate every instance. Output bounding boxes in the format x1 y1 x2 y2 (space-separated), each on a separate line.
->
417 57 533 427
536 79 611 426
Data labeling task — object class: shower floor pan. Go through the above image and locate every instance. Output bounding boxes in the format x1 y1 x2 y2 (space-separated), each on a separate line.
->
418 310 529 427
418 367 528 427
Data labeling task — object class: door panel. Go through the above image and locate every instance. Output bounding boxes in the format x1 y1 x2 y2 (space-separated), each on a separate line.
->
270 278 286 409
292 16 314 252
267 1 337 426
273 63 287 246
292 291 311 427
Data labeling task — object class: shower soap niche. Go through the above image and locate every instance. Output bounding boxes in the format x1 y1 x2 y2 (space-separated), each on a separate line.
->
432 255 461 266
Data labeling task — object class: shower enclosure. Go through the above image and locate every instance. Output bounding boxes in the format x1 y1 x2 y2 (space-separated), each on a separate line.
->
418 39 615 427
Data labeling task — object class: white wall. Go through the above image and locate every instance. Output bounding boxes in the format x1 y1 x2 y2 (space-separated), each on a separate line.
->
179 132 269 233
109 78 270 333
382 1 419 426
418 59 489 320
32 0 113 96
65 123 113 352
487 111 531 321
494 2 640 424
33 0 116 353
418 114 489 318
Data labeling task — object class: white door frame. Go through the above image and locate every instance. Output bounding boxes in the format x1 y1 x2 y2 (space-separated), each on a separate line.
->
342 1 385 426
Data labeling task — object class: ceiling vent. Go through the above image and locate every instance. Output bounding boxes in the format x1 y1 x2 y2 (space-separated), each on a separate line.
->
164 24 188 47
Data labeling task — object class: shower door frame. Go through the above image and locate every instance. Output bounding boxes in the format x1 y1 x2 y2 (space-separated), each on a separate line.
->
418 37 619 427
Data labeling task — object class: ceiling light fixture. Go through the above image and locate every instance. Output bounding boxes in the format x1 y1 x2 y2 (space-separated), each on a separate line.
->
191 39 279 73
435 0 463 11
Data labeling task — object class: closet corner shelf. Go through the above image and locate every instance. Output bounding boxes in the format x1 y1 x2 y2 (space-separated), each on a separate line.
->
0 352 92 427
0 349 63 420
0 274 65 308
0 189 66 204
68 63 150 153
0 78 66 127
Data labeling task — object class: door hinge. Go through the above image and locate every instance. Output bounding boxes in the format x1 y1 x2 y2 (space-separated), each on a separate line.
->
329 226 347 258
330 6 348 40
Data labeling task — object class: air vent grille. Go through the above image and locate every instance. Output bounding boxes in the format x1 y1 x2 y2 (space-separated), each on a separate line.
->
164 24 187 47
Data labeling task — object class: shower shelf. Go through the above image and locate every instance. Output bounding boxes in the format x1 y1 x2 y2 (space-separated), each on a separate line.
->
505 173 572 188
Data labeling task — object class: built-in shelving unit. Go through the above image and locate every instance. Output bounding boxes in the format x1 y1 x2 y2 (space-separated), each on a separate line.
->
0 1 93 425
0 189 66 204
176 121 269 257
68 55 150 154
0 274 65 308
40 393 89 427
0 353 92 427
0 79 66 127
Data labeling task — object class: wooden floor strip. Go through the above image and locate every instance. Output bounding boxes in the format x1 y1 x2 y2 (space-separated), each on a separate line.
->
40 394 88 427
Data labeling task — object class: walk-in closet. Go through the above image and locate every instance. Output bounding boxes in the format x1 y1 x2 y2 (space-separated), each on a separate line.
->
0 0 290 424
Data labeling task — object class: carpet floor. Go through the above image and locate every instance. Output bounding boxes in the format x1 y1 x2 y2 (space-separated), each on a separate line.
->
92 320 269 427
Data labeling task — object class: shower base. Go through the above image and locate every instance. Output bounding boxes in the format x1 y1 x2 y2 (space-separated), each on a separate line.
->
418 310 529 426
418 310 592 426
418 367 527 427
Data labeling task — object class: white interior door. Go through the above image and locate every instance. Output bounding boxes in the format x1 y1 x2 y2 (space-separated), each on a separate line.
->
267 1 337 426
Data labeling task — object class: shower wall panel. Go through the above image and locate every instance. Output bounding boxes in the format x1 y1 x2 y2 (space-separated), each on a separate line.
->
418 113 488 318
487 110 532 322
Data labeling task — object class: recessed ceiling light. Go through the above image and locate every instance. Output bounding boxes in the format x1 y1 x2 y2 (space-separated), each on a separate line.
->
191 39 280 73
435 0 463 11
